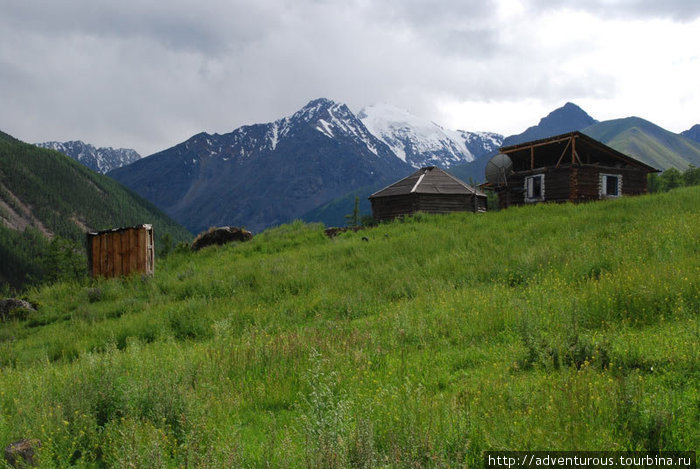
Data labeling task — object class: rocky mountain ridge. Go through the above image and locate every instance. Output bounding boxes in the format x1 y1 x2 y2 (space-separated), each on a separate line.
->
35 141 141 174
358 103 502 168
109 98 412 233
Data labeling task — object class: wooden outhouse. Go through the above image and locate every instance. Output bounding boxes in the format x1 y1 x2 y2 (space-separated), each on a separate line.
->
86 224 154 278
369 166 487 222
489 132 659 209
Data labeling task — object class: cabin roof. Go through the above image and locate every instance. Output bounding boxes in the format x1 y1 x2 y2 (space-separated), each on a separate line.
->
87 224 152 236
369 166 486 199
500 131 660 172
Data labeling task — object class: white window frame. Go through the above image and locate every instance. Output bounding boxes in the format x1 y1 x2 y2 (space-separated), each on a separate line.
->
524 174 545 202
600 173 622 198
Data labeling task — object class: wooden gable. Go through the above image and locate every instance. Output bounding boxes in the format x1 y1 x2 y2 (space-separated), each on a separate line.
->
500 131 659 173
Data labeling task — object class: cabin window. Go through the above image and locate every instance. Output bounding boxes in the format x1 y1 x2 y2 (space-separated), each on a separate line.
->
524 174 545 202
600 174 622 197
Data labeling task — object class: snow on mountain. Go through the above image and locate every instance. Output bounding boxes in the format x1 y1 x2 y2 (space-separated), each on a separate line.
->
460 130 504 159
358 103 503 169
109 98 410 233
35 141 141 174
274 98 385 156
108 97 509 232
179 98 389 163
180 98 502 173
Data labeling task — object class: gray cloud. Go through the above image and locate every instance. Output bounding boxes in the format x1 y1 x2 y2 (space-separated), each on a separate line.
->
367 0 501 57
527 0 700 21
2 1 281 55
0 0 697 154
373 0 498 27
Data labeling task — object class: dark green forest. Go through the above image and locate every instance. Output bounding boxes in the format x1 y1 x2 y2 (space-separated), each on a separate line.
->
648 165 700 193
0 132 191 292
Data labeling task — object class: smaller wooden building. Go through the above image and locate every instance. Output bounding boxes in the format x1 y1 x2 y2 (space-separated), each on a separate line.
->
86 224 154 278
369 166 487 222
488 132 659 209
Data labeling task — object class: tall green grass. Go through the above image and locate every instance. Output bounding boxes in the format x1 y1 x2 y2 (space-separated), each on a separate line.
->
1 187 699 466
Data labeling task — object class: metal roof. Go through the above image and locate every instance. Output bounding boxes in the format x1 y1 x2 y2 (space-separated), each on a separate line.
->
87 224 153 236
369 166 486 198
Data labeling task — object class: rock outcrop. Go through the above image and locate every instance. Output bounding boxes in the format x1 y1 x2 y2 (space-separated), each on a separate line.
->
191 227 253 251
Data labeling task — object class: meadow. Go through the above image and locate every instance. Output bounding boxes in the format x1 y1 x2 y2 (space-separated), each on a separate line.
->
1 186 699 467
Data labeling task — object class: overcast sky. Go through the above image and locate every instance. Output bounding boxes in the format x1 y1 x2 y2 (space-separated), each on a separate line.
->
1 0 699 156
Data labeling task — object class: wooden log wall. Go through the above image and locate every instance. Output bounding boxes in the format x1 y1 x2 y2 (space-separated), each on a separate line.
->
541 168 570 202
501 164 649 208
370 195 419 221
575 167 603 201
371 194 486 221
415 194 486 213
87 225 154 278
573 166 648 200
505 168 570 204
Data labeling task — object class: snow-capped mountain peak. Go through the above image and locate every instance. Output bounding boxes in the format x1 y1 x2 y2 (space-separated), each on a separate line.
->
170 99 502 174
109 98 411 233
290 97 338 122
358 103 502 168
35 140 141 174
170 98 395 166
262 98 387 156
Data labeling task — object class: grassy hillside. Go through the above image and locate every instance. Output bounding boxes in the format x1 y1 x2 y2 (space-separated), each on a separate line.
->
583 117 700 170
1 188 699 466
0 132 192 290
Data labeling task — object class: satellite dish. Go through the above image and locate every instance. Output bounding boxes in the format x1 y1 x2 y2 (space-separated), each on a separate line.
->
485 153 513 186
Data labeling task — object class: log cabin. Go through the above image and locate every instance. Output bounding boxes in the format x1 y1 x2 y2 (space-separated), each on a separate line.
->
369 166 487 222
487 131 659 209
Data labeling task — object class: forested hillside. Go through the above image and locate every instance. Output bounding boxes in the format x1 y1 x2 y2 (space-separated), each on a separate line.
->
0 131 191 291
